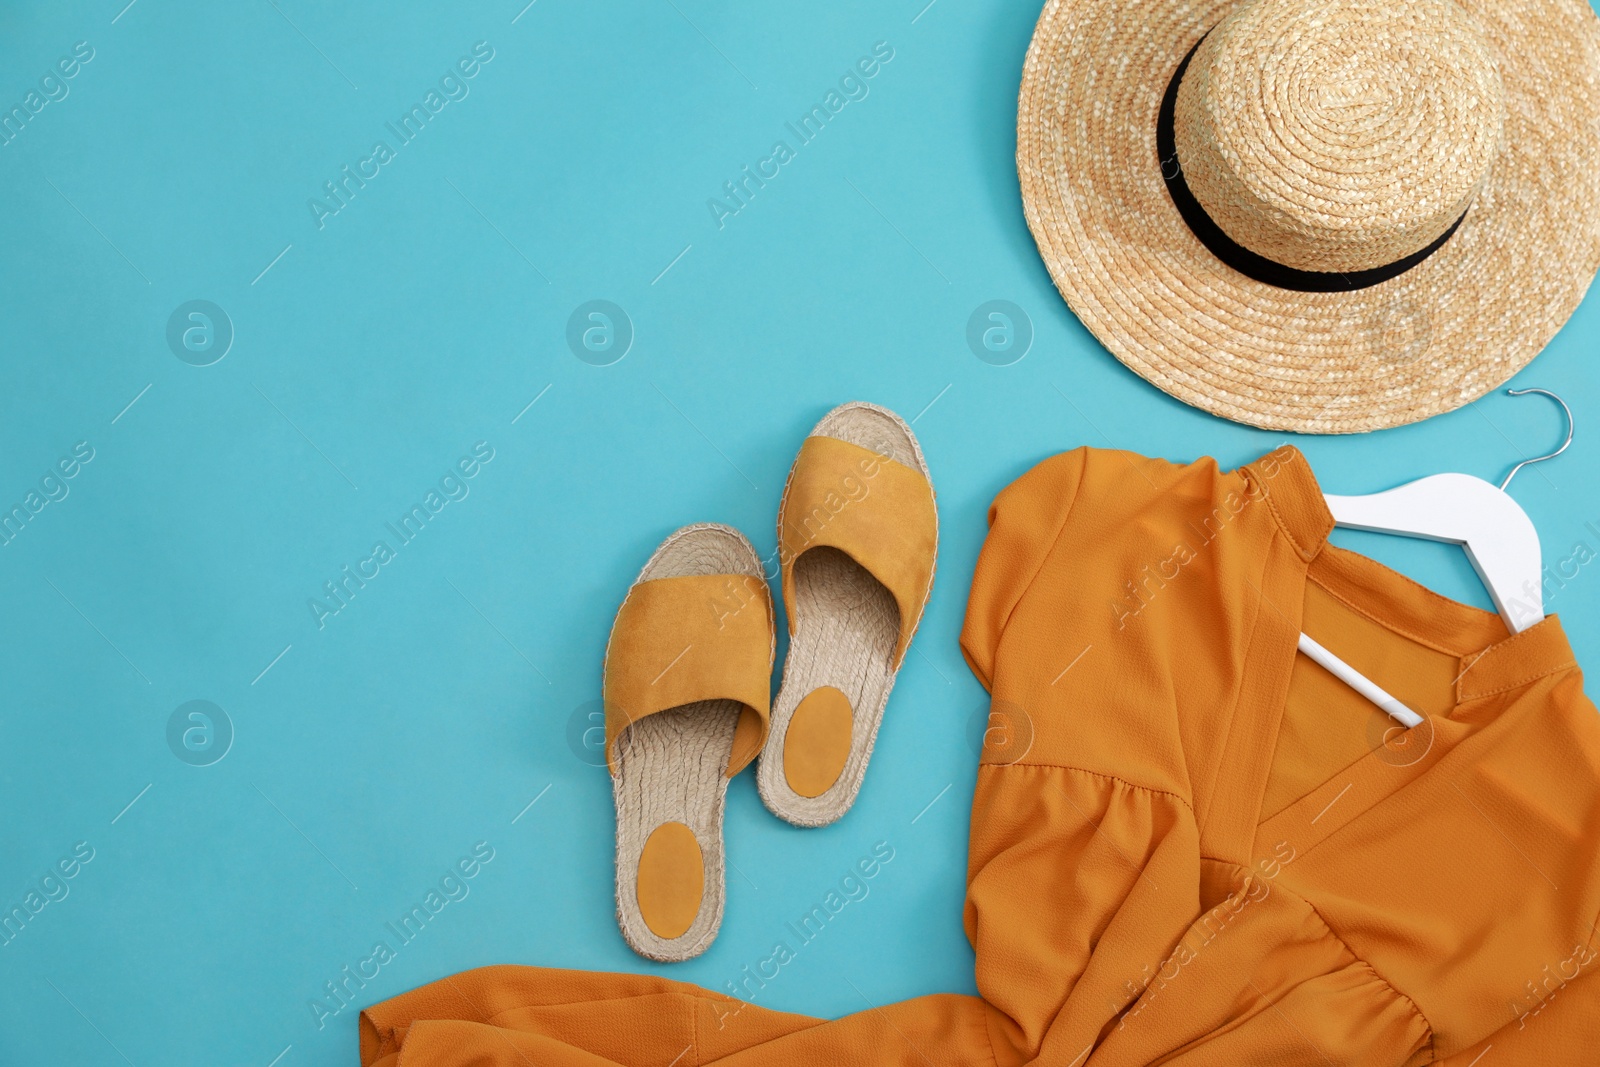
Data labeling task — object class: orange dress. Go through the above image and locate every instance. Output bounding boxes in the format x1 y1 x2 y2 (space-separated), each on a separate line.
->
362 447 1600 1066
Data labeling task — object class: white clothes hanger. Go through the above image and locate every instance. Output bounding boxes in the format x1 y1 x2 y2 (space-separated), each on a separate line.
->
1304 388 1574 728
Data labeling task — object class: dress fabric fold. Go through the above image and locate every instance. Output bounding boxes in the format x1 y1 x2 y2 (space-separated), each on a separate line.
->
364 446 1600 1066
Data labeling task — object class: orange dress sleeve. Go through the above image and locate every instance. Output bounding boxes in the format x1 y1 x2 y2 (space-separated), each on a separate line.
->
959 448 1244 1063
960 448 1088 691
362 445 1600 1067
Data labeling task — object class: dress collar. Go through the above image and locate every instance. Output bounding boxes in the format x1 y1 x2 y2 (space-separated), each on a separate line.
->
1243 446 1578 703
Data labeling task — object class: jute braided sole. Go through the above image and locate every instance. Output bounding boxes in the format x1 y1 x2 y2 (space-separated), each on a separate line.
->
609 523 763 961
758 403 935 827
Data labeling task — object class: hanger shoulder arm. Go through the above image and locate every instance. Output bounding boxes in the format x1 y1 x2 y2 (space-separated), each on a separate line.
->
1324 473 1545 631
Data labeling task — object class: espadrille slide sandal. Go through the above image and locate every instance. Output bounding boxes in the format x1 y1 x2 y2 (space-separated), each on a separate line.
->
758 402 937 827
602 523 774 961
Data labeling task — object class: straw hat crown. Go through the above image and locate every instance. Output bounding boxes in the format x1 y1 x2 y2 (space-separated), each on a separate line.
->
1173 0 1506 274
1016 0 1600 432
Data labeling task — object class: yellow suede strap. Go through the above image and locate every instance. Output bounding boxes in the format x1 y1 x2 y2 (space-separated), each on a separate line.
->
779 435 937 667
604 573 773 778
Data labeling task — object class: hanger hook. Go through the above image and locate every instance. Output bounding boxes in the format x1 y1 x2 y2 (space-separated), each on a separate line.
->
1499 387 1574 491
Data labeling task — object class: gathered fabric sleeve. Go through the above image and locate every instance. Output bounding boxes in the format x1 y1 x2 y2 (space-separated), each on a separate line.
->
964 763 1202 1065
958 449 1248 1063
960 448 1088 691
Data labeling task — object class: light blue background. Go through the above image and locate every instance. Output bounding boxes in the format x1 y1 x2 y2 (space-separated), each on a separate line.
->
2 2 1595 1065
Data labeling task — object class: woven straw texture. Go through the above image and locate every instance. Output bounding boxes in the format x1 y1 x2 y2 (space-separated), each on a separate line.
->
1017 0 1600 433
608 523 766 962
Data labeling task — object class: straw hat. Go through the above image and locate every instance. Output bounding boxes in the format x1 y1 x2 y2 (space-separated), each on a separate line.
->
1017 0 1600 432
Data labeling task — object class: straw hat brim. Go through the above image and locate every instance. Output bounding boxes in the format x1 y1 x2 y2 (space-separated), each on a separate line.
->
1017 0 1600 433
